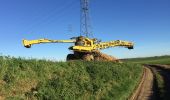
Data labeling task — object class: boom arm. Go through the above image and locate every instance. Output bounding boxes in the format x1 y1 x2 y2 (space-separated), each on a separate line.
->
94 40 134 50
23 39 76 48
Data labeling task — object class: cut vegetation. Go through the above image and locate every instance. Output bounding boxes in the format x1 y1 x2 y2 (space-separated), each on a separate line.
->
0 56 142 100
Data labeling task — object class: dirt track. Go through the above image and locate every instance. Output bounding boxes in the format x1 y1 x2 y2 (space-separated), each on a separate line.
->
130 64 170 100
130 66 154 100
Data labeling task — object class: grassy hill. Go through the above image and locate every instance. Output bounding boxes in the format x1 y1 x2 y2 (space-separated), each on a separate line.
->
123 55 170 64
0 56 142 100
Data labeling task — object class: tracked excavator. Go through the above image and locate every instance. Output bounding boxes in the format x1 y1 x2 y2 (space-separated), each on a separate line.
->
22 0 134 62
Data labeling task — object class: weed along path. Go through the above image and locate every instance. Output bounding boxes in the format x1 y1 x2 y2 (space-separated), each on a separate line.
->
131 64 170 100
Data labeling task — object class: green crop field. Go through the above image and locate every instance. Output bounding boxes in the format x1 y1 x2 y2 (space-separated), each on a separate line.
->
0 56 142 100
123 55 170 65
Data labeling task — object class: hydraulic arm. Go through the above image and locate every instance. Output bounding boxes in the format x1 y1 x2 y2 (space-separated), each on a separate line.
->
94 40 134 50
23 39 76 48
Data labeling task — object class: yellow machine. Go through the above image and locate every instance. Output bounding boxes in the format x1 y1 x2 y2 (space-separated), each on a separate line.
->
23 36 133 61
22 0 134 61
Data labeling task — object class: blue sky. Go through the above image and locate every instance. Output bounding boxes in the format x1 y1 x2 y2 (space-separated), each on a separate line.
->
0 0 170 60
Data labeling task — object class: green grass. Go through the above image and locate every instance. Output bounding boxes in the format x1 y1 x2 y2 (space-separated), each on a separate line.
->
123 55 170 64
0 56 142 100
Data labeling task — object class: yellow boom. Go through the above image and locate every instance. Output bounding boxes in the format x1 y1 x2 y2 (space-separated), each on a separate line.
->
94 40 133 50
23 38 76 48
23 36 133 52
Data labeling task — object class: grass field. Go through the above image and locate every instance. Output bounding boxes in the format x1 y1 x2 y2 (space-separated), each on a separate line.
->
0 56 142 100
123 55 170 65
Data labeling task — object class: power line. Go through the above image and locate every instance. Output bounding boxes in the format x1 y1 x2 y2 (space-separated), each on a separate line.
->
27 0 78 34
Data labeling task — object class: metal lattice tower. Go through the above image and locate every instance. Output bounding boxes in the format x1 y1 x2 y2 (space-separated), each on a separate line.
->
80 0 92 37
